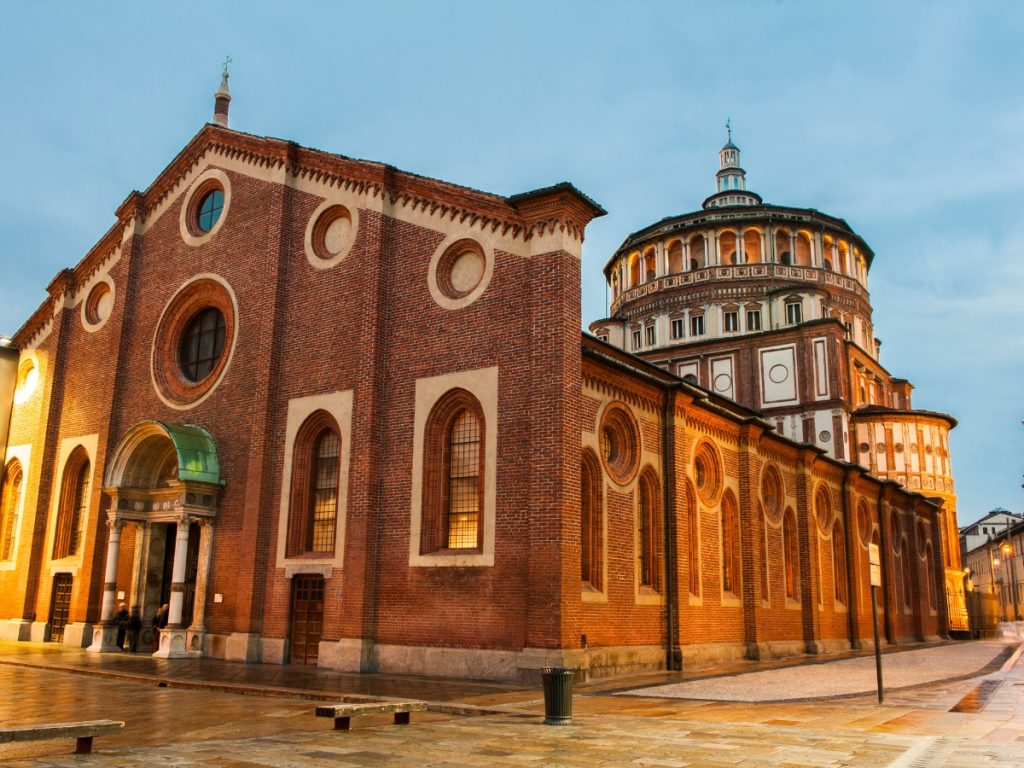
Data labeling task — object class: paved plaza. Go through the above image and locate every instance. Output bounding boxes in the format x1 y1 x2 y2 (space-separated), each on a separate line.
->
0 639 1022 767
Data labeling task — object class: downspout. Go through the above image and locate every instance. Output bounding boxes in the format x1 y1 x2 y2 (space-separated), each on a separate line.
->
877 484 894 644
662 383 681 670
841 469 859 648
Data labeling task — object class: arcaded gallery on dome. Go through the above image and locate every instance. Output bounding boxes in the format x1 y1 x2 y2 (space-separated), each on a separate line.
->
0 80 964 682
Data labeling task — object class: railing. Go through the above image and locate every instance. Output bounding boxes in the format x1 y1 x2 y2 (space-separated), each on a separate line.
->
610 263 868 314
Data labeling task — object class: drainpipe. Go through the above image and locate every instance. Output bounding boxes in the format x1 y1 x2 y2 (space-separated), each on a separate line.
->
662 383 681 670
841 468 860 648
877 484 894 644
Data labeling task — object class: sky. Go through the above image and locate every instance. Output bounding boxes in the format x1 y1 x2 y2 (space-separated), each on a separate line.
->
0 1 1021 525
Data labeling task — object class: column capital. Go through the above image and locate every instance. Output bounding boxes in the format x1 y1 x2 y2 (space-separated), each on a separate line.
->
105 516 123 533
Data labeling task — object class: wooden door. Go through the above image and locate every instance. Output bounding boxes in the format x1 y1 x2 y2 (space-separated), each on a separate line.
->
289 575 324 665
49 574 73 642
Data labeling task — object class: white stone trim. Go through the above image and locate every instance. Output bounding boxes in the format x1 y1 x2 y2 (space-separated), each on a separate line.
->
80 275 116 334
427 234 495 311
45 434 99 576
149 273 239 411
0 444 31 571
178 168 232 247
409 366 499 567
275 390 354 569
303 198 360 270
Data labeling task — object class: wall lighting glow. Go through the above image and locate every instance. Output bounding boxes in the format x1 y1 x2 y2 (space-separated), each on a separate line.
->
13 359 38 405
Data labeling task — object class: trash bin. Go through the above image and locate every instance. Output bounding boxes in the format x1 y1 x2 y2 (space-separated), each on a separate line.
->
541 666 574 725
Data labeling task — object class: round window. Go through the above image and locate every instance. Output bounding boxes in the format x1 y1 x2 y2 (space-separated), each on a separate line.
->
761 464 783 524
178 307 226 382
152 276 237 409
598 403 640 485
693 441 722 506
428 237 493 309
197 189 224 233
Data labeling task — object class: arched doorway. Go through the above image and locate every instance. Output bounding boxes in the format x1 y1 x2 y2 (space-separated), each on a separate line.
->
87 421 222 659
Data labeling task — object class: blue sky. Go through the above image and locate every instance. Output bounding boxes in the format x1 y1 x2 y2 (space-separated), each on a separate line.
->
1 2 1021 524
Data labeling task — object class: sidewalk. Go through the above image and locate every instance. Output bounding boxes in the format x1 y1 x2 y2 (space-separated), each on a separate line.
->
1 638 1023 767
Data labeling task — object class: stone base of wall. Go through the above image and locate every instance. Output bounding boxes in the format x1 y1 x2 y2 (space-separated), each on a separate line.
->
204 632 261 662
61 622 93 648
747 639 805 661
0 618 32 641
815 637 852 655
29 621 49 642
681 641 748 667
318 638 365 672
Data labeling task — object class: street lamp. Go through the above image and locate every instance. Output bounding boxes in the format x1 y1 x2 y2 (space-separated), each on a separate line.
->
1002 540 1020 622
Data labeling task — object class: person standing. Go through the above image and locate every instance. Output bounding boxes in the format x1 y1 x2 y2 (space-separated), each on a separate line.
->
113 603 129 651
151 604 169 651
126 606 142 653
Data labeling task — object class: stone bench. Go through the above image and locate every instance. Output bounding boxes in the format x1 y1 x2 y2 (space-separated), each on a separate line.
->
315 701 427 731
0 719 124 754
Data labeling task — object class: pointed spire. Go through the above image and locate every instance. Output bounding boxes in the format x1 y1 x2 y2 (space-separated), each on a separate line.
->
213 56 232 128
703 123 762 210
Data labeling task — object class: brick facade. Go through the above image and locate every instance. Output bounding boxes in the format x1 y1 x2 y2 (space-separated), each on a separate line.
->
0 119 950 681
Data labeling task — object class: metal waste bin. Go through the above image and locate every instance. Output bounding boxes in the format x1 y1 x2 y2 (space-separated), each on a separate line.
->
541 667 574 725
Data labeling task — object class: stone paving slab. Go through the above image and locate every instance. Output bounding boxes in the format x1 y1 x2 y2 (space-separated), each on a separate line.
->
623 640 1020 702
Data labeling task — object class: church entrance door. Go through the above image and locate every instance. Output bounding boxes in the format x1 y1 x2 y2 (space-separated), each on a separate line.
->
49 574 73 642
288 574 324 665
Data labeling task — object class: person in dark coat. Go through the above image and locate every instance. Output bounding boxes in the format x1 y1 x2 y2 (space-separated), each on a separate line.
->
113 603 129 650
151 604 169 651
126 606 142 653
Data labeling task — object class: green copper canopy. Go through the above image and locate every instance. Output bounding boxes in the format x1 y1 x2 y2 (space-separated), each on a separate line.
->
157 421 223 486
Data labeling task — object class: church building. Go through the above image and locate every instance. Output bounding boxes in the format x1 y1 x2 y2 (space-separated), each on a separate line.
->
0 79 958 681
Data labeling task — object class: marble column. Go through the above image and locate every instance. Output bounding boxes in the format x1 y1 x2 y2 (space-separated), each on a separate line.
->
186 519 214 657
87 517 123 653
154 514 192 658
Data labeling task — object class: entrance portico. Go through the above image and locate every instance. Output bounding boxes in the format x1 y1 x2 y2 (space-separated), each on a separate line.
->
87 421 222 658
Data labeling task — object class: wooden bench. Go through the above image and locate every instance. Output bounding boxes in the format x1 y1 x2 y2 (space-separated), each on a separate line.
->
0 719 124 754
315 701 427 731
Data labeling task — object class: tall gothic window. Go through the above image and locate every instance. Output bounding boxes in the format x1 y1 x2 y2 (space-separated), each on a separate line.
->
0 460 23 561
287 411 341 557
686 481 700 596
721 491 741 596
53 448 90 560
833 522 848 605
421 389 485 554
638 469 661 591
581 450 603 589
783 508 798 600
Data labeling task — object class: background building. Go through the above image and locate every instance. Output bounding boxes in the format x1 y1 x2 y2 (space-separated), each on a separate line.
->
0 86 955 680
590 132 965 631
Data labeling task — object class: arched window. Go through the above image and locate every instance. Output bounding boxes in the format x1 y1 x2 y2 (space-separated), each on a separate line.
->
783 508 798 600
833 522 848 605
287 411 342 557
759 504 769 600
581 449 603 589
795 232 812 266
667 241 683 274
774 229 790 264
719 231 738 265
643 249 657 282
743 229 761 264
629 253 640 287
721 491 741 597
638 468 661 591
901 536 913 609
53 448 90 560
925 543 936 609
0 460 23 561
689 235 706 271
421 389 485 554
685 481 699 596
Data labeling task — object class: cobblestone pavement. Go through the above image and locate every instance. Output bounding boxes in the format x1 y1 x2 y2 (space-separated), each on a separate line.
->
1 640 1022 767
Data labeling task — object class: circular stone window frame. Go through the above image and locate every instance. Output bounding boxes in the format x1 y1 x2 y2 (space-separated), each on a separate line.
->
760 463 784 525
692 440 723 507
813 485 834 534
304 198 360 270
151 274 239 411
598 402 641 487
427 235 494 311
179 168 232 247
81 276 115 333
